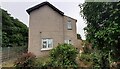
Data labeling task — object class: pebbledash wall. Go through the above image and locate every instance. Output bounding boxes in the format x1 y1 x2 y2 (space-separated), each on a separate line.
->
27 2 82 57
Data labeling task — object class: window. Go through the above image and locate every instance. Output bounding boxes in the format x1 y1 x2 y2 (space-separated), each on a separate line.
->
64 39 72 44
67 20 72 30
41 38 53 50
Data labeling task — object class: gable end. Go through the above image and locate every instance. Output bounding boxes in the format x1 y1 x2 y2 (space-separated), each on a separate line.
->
26 2 64 16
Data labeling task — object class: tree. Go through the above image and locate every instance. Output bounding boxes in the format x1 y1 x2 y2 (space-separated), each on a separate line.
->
50 44 78 68
2 9 28 47
79 2 120 64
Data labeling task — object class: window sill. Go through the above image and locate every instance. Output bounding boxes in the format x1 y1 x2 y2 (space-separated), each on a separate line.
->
67 29 72 30
41 48 53 51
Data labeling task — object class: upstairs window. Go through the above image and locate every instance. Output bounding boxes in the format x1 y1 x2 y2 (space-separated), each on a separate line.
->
67 20 72 30
41 38 53 50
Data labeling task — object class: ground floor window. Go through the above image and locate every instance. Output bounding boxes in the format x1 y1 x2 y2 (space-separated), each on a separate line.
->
64 39 72 44
41 38 53 50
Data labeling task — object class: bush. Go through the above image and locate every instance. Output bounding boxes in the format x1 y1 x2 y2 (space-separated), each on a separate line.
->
50 44 78 69
14 52 36 69
34 56 51 68
79 53 93 66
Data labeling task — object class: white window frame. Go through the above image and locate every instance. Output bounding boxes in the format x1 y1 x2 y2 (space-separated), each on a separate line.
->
64 39 72 44
41 38 53 50
67 20 72 30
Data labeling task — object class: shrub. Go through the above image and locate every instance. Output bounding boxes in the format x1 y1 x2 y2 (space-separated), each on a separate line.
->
50 44 78 69
34 56 51 68
79 53 91 61
14 52 36 69
78 53 93 68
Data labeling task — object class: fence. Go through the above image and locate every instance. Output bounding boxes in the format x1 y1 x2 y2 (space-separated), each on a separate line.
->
2 46 27 62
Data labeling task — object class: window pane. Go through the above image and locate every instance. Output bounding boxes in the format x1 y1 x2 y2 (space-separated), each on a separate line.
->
69 40 71 44
43 41 47 48
48 39 53 48
67 22 72 29
64 40 68 44
42 39 47 48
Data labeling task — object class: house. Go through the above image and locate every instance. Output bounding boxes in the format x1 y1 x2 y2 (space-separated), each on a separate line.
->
26 2 82 57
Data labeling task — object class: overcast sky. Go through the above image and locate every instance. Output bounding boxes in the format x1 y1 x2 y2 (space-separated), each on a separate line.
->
1 0 87 40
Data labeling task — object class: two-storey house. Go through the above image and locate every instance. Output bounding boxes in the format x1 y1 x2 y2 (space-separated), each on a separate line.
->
26 2 82 57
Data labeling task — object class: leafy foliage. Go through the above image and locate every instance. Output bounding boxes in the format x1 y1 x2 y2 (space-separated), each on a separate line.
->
82 40 92 54
79 53 93 66
34 56 51 68
80 2 120 62
91 51 110 69
50 44 78 68
2 9 28 47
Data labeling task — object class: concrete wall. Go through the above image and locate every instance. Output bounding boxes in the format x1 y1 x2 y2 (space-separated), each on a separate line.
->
63 16 79 48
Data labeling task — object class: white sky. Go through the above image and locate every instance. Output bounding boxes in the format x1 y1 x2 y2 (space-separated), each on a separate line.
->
1 0 87 40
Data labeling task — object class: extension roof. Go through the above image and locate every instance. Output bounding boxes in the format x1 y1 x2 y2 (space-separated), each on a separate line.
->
26 1 64 16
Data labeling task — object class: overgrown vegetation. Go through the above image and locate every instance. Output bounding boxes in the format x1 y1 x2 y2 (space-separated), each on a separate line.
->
2 9 28 47
79 53 93 67
79 2 120 68
78 41 93 67
34 56 51 68
14 52 36 69
14 44 79 69
2 9 28 67
50 44 78 68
